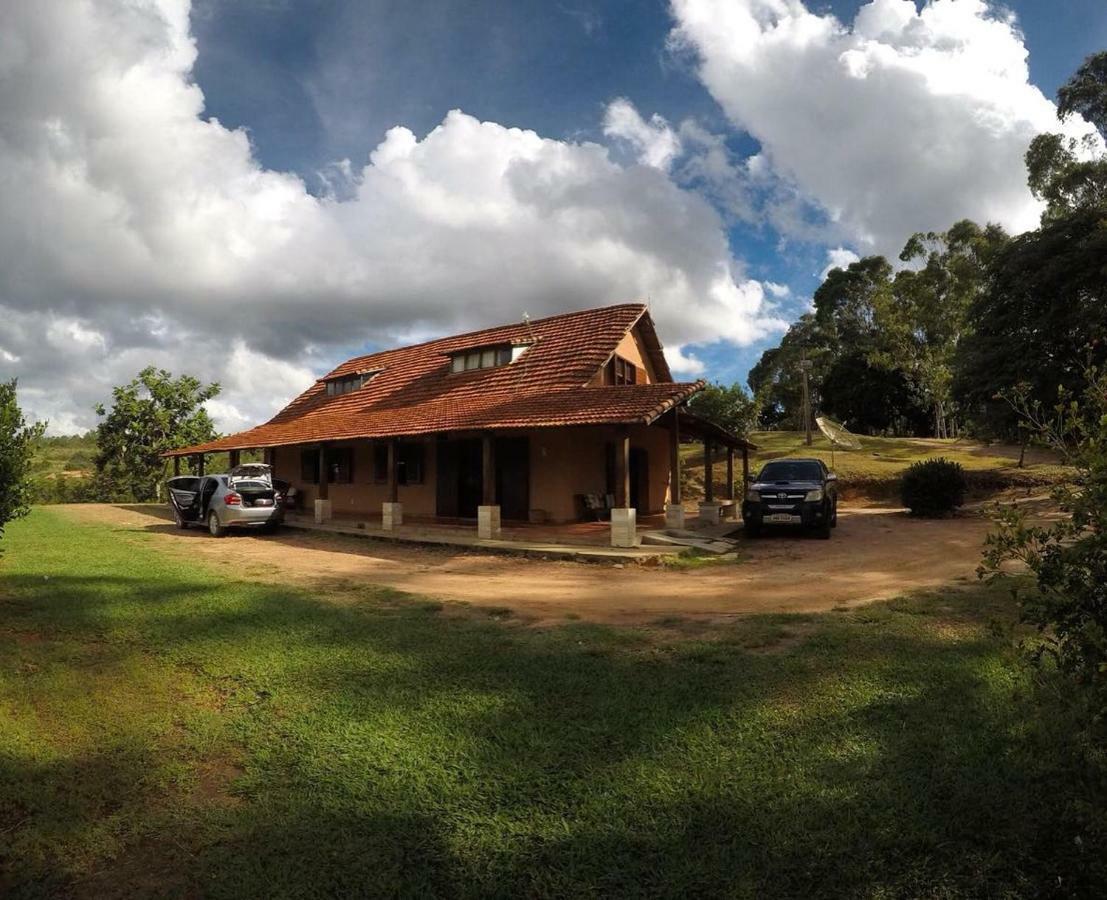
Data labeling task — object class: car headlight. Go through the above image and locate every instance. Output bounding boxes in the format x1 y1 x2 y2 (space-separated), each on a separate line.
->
746 489 760 502
804 488 824 502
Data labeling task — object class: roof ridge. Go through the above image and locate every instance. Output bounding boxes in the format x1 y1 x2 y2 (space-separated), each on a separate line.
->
328 302 647 376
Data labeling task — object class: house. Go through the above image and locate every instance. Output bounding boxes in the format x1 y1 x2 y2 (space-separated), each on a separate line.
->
165 303 753 546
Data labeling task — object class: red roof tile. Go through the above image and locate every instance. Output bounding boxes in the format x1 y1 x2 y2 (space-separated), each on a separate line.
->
168 303 704 455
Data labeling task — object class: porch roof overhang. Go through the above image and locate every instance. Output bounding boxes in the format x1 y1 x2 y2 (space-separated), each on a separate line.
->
161 381 712 458
673 409 757 452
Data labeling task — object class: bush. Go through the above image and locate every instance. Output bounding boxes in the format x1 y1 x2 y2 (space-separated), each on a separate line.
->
900 458 966 516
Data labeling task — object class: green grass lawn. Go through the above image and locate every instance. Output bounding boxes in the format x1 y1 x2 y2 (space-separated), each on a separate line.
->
2 509 1105 897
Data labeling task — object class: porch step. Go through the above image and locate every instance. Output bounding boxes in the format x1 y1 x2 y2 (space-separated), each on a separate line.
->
640 530 738 554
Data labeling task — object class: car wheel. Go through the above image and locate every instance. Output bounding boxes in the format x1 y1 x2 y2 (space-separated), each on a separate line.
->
172 508 188 529
207 511 227 538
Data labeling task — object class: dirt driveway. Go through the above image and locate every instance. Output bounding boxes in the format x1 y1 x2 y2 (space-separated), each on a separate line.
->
59 504 995 625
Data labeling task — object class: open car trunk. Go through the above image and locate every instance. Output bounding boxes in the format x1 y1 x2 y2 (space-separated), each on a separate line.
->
229 465 279 508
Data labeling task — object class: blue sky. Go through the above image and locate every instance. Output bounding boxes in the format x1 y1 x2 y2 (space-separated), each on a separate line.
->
187 0 1107 389
3 0 1105 432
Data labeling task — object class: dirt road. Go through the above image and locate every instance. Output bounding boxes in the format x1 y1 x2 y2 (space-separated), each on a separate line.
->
58 504 994 625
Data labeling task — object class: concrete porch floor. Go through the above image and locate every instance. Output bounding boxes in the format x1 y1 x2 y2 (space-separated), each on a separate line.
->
281 508 740 563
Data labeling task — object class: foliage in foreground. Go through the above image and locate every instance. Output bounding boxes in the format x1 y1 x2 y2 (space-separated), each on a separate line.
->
0 379 45 549
982 372 1107 722
2 509 1106 897
900 457 966 517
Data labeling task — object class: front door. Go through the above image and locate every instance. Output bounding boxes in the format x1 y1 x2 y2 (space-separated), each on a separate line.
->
495 437 530 521
436 439 483 519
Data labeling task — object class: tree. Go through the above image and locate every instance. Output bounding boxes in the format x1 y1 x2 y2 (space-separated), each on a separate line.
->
0 379 46 549
953 204 1107 440
812 256 892 353
687 381 759 436
1026 50 1107 222
820 353 928 435
882 220 1008 437
94 368 221 502
748 312 836 430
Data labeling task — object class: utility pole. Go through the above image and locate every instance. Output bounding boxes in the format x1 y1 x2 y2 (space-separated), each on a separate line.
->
799 356 813 446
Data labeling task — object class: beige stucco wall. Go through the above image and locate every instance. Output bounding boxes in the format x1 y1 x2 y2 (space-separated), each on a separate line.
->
527 423 671 521
271 423 673 523
271 438 438 517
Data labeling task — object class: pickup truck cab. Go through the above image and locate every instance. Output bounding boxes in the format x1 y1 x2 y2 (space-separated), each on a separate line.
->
742 457 838 539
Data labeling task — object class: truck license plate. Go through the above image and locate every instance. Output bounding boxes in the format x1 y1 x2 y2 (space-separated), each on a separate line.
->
766 514 800 523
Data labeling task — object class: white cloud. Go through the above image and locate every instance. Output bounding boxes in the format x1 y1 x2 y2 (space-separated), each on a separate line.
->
670 0 1101 252
763 281 791 298
0 0 782 433
665 344 707 377
821 246 861 278
603 98 683 170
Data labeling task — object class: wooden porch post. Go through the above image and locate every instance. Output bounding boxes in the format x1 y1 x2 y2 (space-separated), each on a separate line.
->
481 434 496 505
703 438 714 503
387 439 398 503
317 445 329 501
263 448 273 466
196 454 205 476
614 427 631 508
173 456 180 477
229 449 241 469
669 409 681 506
742 446 750 491
726 447 735 501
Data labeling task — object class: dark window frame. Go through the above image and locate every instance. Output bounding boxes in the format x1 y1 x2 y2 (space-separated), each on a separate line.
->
371 441 425 485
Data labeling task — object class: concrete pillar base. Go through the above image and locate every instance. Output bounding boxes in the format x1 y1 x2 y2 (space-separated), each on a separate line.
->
664 503 685 530
698 502 722 526
382 501 403 530
477 505 502 540
314 499 332 524
610 507 637 548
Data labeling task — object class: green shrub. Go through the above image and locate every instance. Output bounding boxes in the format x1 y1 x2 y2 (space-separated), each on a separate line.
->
900 458 966 516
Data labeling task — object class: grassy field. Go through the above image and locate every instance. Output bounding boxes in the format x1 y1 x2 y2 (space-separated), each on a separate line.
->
683 431 1068 502
2 509 1105 897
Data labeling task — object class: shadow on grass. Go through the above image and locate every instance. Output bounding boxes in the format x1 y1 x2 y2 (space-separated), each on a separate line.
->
2 536 1105 896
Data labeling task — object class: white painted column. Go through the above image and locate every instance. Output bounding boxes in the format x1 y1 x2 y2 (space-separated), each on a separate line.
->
698 502 721 526
477 505 501 540
382 501 403 530
665 503 685 530
314 499 332 524
610 507 637 548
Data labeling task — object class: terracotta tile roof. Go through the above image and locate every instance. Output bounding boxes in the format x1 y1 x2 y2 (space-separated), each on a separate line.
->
168 303 705 455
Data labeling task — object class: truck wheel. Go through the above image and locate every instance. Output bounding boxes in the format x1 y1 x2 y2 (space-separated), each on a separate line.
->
744 519 761 538
207 511 227 538
830 499 839 528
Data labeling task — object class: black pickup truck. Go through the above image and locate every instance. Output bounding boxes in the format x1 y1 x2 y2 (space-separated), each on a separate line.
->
742 457 839 539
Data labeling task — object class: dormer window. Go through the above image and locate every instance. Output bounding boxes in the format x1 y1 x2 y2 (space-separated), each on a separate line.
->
603 355 638 385
449 343 529 374
324 370 378 396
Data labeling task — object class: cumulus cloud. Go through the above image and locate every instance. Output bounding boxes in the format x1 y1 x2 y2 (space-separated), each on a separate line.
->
0 0 782 432
603 98 683 170
670 0 1100 252
821 246 861 278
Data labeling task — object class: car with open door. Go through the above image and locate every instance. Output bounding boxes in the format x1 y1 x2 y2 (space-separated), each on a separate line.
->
741 457 839 539
166 464 284 537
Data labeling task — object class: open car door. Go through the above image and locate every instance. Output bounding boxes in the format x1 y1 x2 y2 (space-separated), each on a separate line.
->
166 476 203 525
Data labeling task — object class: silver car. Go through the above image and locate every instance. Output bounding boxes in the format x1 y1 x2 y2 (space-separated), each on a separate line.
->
167 464 284 537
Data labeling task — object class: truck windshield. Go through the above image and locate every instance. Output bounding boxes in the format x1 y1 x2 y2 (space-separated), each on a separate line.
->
758 461 823 482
